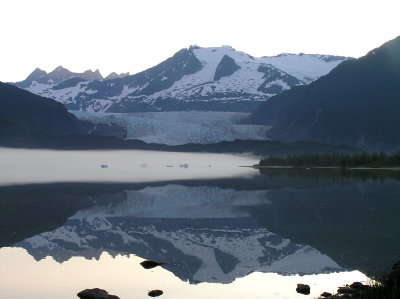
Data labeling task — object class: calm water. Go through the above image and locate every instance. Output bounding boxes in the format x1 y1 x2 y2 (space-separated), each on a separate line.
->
1 149 399 298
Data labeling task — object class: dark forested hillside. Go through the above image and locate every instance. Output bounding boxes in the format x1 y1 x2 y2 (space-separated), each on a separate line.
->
251 35 400 151
0 81 89 135
0 82 128 145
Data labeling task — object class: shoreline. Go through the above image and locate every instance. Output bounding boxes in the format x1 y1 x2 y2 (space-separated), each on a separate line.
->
252 165 400 170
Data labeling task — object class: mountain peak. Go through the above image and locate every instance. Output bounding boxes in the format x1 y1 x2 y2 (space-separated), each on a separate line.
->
81 69 103 80
221 45 235 50
26 68 47 81
105 72 130 80
43 66 74 83
52 66 70 73
188 45 201 51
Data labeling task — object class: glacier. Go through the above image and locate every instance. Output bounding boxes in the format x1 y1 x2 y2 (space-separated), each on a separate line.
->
72 111 271 145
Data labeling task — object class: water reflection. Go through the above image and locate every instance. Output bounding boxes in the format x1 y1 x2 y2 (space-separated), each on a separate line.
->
1 168 399 298
254 168 400 275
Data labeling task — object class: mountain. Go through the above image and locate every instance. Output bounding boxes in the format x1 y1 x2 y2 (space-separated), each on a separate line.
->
14 46 349 113
16 66 104 91
0 82 126 146
250 35 400 151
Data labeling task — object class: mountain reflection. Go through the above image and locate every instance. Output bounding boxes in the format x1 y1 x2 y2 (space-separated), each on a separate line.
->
12 184 341 284
1 170 399 284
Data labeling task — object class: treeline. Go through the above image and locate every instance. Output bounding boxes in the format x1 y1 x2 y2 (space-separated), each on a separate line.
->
259 152 400 168
259 168 400 182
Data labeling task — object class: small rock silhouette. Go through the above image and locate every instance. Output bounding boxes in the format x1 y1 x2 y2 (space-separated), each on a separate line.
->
148 289 163 297
296 284 310 295
77 288 119 299
140 260 166 269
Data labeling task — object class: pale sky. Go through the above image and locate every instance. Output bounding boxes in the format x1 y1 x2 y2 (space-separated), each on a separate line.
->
1 0 399 82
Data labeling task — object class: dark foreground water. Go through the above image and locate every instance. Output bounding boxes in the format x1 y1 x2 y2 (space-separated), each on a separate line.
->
1 149 399 298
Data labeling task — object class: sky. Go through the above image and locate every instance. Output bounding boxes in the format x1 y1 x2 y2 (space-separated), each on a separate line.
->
1 0 399 82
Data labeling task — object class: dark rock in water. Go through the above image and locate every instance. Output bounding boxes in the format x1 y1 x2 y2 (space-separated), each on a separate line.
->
77 288 119 299
296 284 310 295
148 289 163 297
320 291 332 298
349 281 369 290
349 282 363 289
140 260 166 269
337 286 357 295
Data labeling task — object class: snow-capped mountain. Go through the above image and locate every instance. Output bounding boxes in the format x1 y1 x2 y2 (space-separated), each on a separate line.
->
15 66 129 93
15 46 350 113
15 185 342 284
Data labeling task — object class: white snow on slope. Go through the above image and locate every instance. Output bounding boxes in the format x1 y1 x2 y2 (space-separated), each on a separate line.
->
25 81 53 94
149 46 268 100
193 46 343 81
72 111 271 145
259 53 345 82
141 46 347 104
19 46 348 113
21 217 341 283
149 227 340 283
21 217 343 283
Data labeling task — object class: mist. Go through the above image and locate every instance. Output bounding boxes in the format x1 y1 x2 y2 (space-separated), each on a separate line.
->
0 148 258 186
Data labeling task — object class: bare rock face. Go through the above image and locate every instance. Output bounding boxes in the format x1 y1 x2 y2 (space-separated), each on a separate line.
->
77 288 120 299
213 55 241 81
296 284 310 295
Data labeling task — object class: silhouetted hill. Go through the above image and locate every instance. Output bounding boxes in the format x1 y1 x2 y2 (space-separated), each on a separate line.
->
250 35 400 151
0 82 126 144
0 81 88 135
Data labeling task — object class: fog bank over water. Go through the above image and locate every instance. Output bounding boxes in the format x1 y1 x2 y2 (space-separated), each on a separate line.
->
0 148 258 186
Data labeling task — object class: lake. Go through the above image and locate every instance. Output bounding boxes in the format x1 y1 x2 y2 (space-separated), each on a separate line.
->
1 149 399 298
